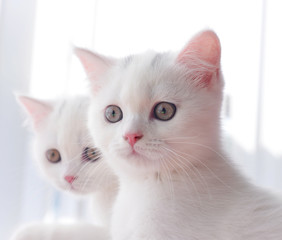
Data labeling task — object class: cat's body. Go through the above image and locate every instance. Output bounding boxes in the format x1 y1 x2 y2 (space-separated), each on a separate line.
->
75 30 282 239
14 95 117 239
111 161 282 239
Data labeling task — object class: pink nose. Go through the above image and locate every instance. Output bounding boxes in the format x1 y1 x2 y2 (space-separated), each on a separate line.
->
124 133 143 147
64 175 77 184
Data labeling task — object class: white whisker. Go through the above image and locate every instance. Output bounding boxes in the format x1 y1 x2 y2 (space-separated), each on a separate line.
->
161 146 203 207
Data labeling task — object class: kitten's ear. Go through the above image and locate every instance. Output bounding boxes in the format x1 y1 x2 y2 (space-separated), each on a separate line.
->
176 30 221 87
74 47 113 93
16 95 52 129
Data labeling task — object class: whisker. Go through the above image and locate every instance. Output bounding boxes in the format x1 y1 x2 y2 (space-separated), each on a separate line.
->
167 145 236 192
160 135 200 141
160 146 203 207
162 146 206 206
161 146 212 201
165 141 226 162
159 155 175 201
79 160 105 191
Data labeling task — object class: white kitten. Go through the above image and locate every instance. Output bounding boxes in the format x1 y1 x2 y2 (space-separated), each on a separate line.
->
78 30 282 240
14 95 117 240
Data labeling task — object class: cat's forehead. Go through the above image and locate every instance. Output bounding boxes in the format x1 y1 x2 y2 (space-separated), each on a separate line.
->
47 97 90 148
112 52 180 110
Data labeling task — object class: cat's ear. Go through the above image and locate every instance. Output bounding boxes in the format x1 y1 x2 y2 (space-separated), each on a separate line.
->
16 95 52 129
74 47 113 93
176 30 221 87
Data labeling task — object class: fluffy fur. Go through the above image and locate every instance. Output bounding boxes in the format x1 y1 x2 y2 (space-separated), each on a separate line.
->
79 30 282 239
15 95 117 239
10 222 109 240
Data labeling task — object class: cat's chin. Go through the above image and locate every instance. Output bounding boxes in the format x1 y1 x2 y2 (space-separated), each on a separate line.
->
113 149 161 174
67 187 93 196
56 183 91 195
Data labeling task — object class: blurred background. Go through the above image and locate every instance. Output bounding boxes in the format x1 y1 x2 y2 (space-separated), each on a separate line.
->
0 0 282 239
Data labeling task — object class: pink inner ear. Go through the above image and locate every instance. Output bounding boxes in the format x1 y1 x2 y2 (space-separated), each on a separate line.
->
74 48 112 93
17 96 52 129
176 30 221 87
177 30 221 67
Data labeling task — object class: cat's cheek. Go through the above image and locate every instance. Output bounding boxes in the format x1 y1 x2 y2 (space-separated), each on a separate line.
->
91 120 119 155
88 106 106 144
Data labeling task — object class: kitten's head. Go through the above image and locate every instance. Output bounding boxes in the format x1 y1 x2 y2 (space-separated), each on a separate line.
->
77 30 223 178
17 95 115 194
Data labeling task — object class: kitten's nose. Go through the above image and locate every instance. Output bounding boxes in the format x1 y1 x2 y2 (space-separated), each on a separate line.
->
64 175 77 184
124 133 143 147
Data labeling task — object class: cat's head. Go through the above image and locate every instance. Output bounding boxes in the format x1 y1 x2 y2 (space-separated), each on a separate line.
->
17 95 115 194
77 30 223 178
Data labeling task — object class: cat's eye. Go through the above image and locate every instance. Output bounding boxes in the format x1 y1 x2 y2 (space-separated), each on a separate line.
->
46 149 61 163
105 105 123 123
153 102 176 121
82 147 100 162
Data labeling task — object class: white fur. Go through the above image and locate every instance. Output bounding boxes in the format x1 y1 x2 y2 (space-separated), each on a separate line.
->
85 31 282 239
15 95 118 239
10 222 109 240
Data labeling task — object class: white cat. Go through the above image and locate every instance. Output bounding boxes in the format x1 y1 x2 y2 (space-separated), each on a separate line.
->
77 30 282 240
13 95 117 239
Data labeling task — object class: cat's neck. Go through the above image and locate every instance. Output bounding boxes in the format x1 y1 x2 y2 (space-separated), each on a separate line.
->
92 183 118 226
118 150 247 198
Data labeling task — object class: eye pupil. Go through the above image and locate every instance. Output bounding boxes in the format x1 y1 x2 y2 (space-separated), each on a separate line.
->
161 108 166 114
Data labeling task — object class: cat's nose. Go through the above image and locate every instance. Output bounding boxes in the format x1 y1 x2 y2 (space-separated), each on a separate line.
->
124 133 143 147
64 175 77 184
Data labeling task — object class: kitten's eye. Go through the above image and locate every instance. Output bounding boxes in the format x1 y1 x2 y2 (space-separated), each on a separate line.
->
105 105 123 123
82 147 100 162
46 149 61 163
153 102 176 121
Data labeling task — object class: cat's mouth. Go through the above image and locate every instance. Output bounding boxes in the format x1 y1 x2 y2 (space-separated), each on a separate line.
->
114 144 156 163
125 146 157 163
127 148 142 158
60 181 82 193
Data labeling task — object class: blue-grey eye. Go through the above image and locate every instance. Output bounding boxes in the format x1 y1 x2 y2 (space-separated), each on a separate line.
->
105 105 123 123
154 102 176 121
